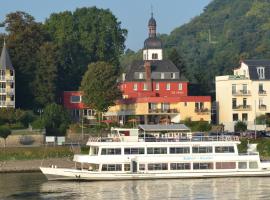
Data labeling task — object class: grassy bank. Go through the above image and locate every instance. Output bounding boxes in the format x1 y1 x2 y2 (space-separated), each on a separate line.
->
0 147 74 161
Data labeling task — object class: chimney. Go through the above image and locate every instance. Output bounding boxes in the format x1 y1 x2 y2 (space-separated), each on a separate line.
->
144 61 152 91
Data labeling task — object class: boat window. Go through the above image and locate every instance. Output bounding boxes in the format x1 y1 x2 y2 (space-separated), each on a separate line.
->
216 162 236 169
193 162 213 170
215 146 234 153
101 148 121 155
139 164 145 171
170 163 191 170
124 148 145 155
238 162 247 169
147 147 167 154
101 164 122 171
192 146 212 153
249 161 258 169
148 163 168 170
170 147 190 154
124 164 130 171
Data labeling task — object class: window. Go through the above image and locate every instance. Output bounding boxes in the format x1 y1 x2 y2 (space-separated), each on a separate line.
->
101 148 121 155
139 164 145 171
249 161 258 169
193 163 213 170
170 163 190 170
259 83 265 94
184 102 187 106
133 83 138 91
170 147 190 154
192 146 212 153
124 148 144 155
70 95 81 103
147 147 167 154
216 162 236 169
149 103 157 110
148 163 168 170
243 98 247 107
232 98 237 109
161 73 165 79
242 84 247 94
215 146 234 153
257 66 265 79
233 114 238 121
242 113 248 121
232 84 236 94
166 83 170 91
195 102 204 111
155 83 159 90
102 164 122 171
161 103 170 111
178 83 182 91
10 95 14 101
10 70 14 76
143 83 148 91
238 162 247 169
171 73 176 79
10 82 14 89
152 53 158 59
139 72 143 79
124 164 130 171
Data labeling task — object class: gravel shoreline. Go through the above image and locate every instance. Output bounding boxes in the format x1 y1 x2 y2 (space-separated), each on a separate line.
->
0 158 75 173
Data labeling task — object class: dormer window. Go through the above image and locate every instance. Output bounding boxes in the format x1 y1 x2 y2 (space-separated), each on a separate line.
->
152 53 158 59
171 73 175 79
161 73 165 79
257 66 265 79
139 72 143 79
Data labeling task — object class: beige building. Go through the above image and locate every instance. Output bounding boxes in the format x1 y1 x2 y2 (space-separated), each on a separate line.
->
0 41 15 108
216 60 270 131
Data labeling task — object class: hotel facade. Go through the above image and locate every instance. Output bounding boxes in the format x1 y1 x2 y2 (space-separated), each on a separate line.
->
216 60 270 131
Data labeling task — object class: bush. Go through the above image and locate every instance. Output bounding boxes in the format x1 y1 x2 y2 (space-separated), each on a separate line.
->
235 121 247 132
19 135 35 145
31 118 44 129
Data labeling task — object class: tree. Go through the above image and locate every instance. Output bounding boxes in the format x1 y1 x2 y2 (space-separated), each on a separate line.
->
45 7 127 92
234 121 247 132
43 103 70 136
167 48 186 76
4 11 48 109
0 127 11 148
80 61 122 116
33 42 59 107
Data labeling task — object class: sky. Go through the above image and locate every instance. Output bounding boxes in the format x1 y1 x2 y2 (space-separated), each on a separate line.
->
0 0 212 51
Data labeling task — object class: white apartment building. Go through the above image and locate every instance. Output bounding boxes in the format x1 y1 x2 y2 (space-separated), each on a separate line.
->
216 60 270 131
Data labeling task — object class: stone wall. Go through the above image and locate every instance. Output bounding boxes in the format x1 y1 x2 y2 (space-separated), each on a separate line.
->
0 134 44 147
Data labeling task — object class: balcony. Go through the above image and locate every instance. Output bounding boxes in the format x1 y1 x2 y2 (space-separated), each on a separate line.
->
0 76 5 81
258 90 267 96
195 108 210 115
6 89 15 95
148 108 179 114
6 101 15 107
0 101 6 106
232 90 251 96
259 104 267 111
6 76 14 82
232 105 252 111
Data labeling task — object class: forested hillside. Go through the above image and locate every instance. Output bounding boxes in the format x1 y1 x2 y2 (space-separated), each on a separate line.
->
121 0 270 94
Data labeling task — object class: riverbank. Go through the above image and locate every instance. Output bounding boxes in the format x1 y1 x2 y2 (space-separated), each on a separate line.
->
0 158 74 173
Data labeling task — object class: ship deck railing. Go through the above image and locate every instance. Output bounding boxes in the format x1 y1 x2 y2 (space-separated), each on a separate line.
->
88 135 240 143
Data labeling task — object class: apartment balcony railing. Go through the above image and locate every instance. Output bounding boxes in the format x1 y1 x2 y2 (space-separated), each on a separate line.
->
258 90 267 95
6 101 15 107
6 89 15 95
259 104 267 111
0 88 6 93
0 76 5 81
195 108 210 114
0 101 6 106
232 105 252 111
148 108 179 114
232 90 251 96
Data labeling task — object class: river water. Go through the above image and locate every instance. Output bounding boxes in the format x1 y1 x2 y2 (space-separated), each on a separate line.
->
0 172 270 199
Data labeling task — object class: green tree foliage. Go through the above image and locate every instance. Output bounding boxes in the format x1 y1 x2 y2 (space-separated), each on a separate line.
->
0 127 11 147
167 48 186 76
80 61 122 113
4 11 48 109
33 42 59 107
0 108 34 127
45 7 127 92
234 121 247 132
43 103 70 136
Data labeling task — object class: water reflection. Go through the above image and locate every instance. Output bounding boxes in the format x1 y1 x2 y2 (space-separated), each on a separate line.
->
1 173 270 200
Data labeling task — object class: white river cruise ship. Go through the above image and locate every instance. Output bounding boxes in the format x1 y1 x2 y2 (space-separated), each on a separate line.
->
40 126 270 181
